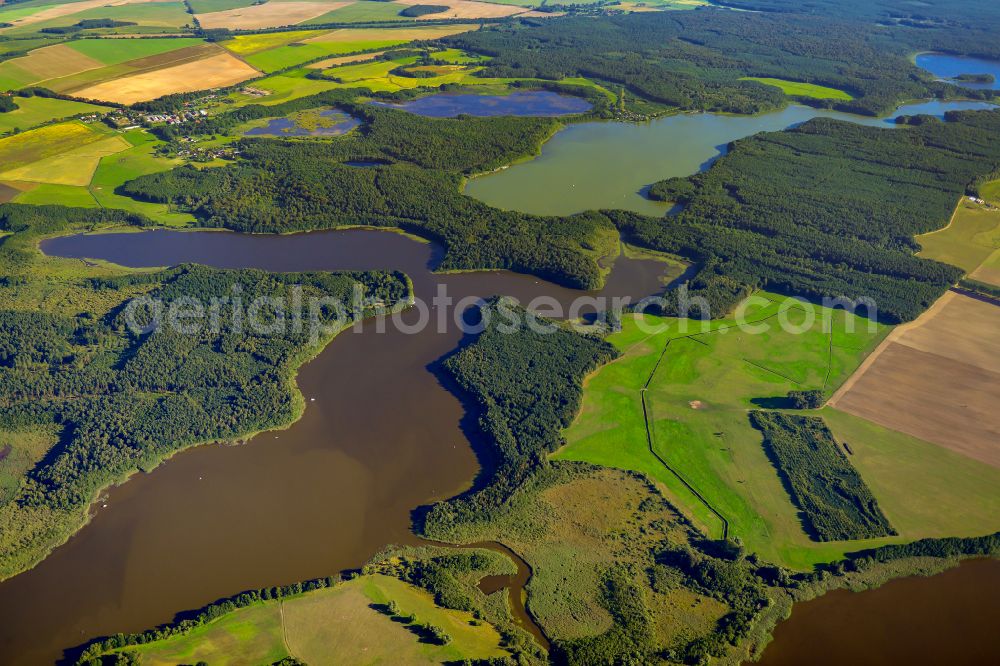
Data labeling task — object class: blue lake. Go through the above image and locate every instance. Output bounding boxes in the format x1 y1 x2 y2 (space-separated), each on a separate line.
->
244 109 360 137
916 53 1000 90
372 90 593 117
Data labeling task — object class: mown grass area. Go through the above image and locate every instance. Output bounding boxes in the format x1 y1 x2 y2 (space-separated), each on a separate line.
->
740 76 854 100
916 200 1000 275
0 96 109 135
101 574 508 665
556 293 900 569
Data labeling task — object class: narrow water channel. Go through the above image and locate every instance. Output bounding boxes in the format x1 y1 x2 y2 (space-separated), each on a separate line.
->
0 228 668 664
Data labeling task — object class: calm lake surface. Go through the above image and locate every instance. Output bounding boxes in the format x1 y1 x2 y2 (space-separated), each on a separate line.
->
465 101 998 216
244 108 360 136
916 53 1000 90
757 558 1000 665
371 90 593 117
0 229 668 664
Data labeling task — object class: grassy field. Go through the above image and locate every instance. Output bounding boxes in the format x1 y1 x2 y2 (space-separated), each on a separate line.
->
222 29 330 55
0 121 112 173
981 179 1000 204
0 96 109 135
822 408 1000 539
917 200 1000 281
100 574 508 665
556 294 902 569
557 292 1000 569
740 76 854 100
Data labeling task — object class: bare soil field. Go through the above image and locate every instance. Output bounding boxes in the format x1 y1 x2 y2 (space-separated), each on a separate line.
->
392 0 535 19
830 291 1000 468
73 51 259 103
196 1 350 29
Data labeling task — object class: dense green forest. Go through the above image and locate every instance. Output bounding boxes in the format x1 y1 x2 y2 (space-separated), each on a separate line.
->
614 111 1000 322
421 298 618 539
709 0 1000 59
442 10 988 115
0 204 408 575
749 411 895 542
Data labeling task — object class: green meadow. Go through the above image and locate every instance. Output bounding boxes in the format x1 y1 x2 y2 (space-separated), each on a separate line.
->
557 292 1000 568
741 76 854 100
557 294 890 568
0 96 109 135
101 574 508 665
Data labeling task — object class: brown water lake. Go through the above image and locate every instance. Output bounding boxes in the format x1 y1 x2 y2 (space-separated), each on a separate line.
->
0 228 665 664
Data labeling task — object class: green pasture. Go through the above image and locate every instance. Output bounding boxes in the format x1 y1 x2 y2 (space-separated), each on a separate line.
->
244 38 410 73
981 179 1000 204
187 0 257 12
740 76 854 100
556 293 899 569
103 574 507 665
0 96 109 135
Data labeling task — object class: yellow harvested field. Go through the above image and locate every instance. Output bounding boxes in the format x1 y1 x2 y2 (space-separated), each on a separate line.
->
830 290 1000 468
0 0 173 31
196 1 350 30
392 0 532 19
306 50 386 69
72 52 259 104
0 135 130 186
303 24 479 44
0 43 105 82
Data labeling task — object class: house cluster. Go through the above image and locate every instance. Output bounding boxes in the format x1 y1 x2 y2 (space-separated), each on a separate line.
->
143 108 209 125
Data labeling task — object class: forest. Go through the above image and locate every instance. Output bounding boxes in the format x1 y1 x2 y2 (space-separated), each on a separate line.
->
749 411 895 542
421 298 618 539
614 111 1000 322
0 204 408 571
441 10 990 116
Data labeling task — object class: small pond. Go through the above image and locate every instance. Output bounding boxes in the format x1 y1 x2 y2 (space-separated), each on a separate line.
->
916 52 1000 90
371 90 593 118
244 108 360 137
